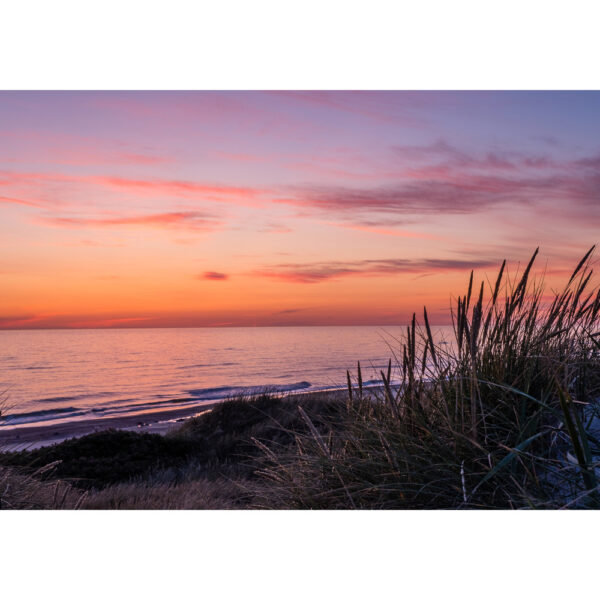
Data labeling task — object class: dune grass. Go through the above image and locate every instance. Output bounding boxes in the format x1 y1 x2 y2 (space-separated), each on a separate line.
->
0 393 348 508
0 463 85 509
252 247 600 509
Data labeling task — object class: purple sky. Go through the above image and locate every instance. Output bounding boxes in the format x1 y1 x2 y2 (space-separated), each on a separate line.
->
1 91 600 328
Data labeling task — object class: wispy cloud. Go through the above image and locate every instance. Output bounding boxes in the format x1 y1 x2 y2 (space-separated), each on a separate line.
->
93 175 260 202
278 178 527 217
0 314 54 327
37 211 221 231
254 257 497 284
199 271 229 280
393 139 521 171
276 141 600 226
0 169 264 207
322 221 440 239
276 308 308 314
0 194 39 207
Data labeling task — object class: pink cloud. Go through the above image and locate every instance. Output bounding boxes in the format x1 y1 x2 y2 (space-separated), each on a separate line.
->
0 314 55 327
321 221 440 239
0 169 265 208
37 211 221 231
0 194 39 207
253 257 497 284
278 164 600 225
93 175 261 203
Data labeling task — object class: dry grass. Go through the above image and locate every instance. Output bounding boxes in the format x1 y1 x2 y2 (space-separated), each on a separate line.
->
1 389 88 509
79 477 245 510
0 465 85 509
0 393 347 509
252 248 600 509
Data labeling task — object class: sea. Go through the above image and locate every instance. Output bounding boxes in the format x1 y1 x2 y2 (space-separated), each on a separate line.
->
0 325 453 429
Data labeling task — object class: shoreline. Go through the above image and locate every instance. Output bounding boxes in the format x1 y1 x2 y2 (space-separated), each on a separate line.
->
0 388 351 452
0 402 222 451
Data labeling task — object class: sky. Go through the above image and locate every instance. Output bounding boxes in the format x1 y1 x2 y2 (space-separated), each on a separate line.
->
1 90 600 329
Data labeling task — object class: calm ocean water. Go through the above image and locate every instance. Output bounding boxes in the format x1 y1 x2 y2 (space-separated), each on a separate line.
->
0 326 453 429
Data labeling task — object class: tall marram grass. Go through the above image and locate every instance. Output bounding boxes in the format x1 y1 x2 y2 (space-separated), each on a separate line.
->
254 248 600 509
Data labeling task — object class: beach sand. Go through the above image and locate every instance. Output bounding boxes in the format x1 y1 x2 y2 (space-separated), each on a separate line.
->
0 388 351 452
0 402 221 451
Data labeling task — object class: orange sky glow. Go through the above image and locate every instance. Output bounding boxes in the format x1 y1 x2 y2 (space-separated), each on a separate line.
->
2 91 600 329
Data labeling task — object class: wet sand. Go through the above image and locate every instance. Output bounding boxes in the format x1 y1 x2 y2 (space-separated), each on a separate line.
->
0 402 221 451
0 388 352 451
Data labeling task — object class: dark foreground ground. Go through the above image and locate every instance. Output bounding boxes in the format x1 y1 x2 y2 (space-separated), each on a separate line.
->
2 385 599 510
0 392 347 509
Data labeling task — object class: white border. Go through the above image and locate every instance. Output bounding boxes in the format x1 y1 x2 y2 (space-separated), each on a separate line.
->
2 2 600 598
2 511 600 599
2 0 600 89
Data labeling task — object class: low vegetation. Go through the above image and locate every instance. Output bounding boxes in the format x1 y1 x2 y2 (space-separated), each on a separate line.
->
2 247 600 509
0 393 348 508
253 247 600 508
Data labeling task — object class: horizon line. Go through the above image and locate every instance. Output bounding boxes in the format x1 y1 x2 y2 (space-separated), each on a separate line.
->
0 322 455 332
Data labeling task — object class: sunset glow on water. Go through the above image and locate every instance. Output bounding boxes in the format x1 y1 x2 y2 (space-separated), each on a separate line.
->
0 325 432 427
